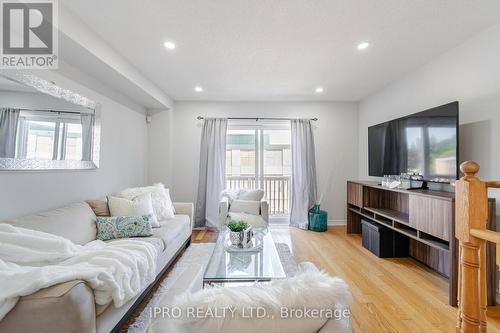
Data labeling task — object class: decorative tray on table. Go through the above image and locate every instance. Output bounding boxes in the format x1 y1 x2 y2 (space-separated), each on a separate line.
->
224 236 263 253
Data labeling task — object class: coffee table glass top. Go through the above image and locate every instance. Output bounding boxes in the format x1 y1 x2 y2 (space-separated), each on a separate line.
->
204 229 286 283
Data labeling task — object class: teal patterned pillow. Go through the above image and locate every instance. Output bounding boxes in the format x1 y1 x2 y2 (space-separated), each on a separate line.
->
96 214 154 241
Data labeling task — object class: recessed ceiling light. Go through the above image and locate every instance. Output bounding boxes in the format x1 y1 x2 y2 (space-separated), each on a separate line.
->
315 87 324 93
194 86 203 92
163 41 176 50
357 41 370 50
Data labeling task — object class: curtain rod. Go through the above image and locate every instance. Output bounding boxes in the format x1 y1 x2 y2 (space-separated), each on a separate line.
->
19 108 88 115
196 116 318 121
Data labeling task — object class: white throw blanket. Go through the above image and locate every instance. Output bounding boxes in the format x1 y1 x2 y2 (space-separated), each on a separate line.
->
0 223 158 320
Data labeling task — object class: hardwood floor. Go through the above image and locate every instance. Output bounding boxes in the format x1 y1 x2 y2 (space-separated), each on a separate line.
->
193 226 500 333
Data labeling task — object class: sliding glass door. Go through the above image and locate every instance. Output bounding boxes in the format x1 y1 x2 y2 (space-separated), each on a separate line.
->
226 122 291 217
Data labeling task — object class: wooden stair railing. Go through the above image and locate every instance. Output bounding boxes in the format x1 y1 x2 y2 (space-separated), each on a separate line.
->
455 161 500 333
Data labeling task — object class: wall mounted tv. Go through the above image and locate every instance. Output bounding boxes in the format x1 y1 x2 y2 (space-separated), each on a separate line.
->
368 101 459 183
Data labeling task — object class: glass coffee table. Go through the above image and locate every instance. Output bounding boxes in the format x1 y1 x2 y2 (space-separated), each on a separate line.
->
204 229 286 285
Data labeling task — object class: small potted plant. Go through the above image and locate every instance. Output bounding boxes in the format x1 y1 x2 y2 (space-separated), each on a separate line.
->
226 220 252 246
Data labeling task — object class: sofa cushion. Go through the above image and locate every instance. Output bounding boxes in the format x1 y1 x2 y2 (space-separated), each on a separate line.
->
86 198 110 217
134 237 165 253
3 202 97 245
152 215 191 249
105 236 165 254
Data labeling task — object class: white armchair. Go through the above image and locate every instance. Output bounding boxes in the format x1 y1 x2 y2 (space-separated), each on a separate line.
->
219 195 269 227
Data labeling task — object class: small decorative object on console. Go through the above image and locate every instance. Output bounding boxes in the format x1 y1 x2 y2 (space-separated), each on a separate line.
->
382 175 402 189
388 175 402 189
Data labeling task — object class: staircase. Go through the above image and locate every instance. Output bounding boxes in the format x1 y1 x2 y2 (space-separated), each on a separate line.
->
455 161 500 333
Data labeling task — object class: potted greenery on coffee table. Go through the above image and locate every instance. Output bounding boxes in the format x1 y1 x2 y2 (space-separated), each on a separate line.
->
226 220 252 246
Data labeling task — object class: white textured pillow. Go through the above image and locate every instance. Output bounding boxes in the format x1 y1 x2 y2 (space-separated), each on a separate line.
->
119 183 175 221
108 193 159 227
160 262 352 333
229 199 260 215
238 189 265 201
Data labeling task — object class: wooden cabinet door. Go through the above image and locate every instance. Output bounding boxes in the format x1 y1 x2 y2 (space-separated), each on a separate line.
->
347 182 363 208
409 195 452 241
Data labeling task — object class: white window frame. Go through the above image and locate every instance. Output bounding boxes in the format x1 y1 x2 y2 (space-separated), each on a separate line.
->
16 111 82 160
227 119 290 189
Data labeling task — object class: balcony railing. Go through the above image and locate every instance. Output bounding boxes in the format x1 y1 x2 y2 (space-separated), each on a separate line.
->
226 176 290 215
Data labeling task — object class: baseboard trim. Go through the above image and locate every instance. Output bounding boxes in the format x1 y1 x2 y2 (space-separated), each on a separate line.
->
328 219 346 226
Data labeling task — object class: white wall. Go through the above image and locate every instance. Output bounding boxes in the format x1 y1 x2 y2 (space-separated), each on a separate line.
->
0 71 148 220
358 23 500 225
0 91 89 112
147 109 173 186
166 101 358 223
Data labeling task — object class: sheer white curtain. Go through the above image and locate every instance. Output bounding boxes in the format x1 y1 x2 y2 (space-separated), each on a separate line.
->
195 118 228 229
80 113 94 161
290 119 318 229
0 108 20 158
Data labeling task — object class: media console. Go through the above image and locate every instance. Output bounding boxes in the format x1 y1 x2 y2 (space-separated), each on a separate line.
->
347 180 497 306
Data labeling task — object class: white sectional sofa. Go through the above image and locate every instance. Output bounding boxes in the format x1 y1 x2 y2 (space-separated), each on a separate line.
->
0 200 194 333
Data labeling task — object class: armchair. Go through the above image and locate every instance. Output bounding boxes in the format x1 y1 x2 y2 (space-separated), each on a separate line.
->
219 196 269 227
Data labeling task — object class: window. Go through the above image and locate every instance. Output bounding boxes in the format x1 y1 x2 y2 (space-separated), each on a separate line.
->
24 120 56 160
263 130 292 177
16 111 85 161
240 150 256 175
64 123 83 161
226 123 291 216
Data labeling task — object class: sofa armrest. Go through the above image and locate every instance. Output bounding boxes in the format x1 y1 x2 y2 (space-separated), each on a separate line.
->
219 197 229 227
260 197 269 223
0 280 96 333
173 202 194 228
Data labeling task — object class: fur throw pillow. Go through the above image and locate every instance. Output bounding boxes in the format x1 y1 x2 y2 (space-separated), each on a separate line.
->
120 183 175 222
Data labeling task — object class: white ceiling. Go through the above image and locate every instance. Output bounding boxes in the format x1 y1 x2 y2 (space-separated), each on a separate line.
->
63 0 500 102
58 33 166 110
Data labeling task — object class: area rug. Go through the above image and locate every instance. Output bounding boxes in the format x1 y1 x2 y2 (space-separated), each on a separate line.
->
127 241 298 333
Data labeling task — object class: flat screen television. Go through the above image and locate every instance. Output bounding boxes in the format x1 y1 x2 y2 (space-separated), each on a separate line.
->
368 101 459 183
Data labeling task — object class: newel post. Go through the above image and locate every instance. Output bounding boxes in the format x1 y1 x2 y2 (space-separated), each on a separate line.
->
455 161 489 333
